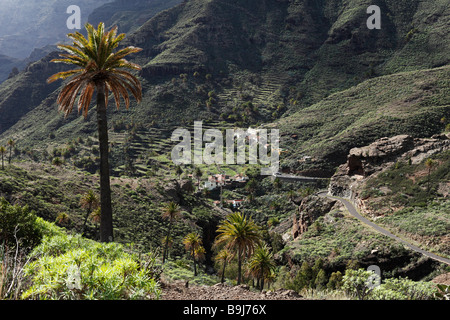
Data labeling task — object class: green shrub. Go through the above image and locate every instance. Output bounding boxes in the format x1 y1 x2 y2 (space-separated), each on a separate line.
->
372 277 437 300
342 269 380 300
21 231 161 300
327 271 343 290
0 198 43 250
342 269 437 300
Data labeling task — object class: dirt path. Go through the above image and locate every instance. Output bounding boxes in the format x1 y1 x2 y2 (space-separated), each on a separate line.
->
161 281 304 300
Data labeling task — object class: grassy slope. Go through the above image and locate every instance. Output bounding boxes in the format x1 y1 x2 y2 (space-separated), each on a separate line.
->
273 65 450 173
360 150 450 258
0 162 217 257
88 0 183 34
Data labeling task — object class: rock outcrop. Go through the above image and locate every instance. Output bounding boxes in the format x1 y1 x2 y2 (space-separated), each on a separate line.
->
292 195 337 239
329 133 450 211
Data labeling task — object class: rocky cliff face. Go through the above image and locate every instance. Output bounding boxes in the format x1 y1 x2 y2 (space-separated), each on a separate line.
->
329 133 450 213
291 195 337 239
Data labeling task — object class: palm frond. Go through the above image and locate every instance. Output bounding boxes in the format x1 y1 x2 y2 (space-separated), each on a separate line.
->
47 69 84 83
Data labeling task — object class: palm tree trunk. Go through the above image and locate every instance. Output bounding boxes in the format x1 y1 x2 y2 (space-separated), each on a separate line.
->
82 206 91 234
191 248 197 276
96 84 113 243
221 260 227 283
237 248 242 284
8 146 12 164
1 153 4 170
163 219 173 264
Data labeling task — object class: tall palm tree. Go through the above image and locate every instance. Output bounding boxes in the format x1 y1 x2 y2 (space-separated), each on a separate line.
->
47 22 142 242
0 146 6 170
80 190 99 234
7 139 14 164
161 235 173 258
183 232 203 276
162 201 181 263
215 212 261 284
247 244 276 291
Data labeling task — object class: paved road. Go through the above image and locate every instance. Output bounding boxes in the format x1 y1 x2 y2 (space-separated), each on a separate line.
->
318 192 450 266
274 173 326 182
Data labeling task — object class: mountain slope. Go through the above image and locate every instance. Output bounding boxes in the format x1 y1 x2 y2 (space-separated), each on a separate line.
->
0 0 448 174
273 65 450 174
88 0 183 34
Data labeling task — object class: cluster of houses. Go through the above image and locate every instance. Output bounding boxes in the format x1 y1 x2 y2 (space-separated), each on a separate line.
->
186 173 249 208
213 199 246 208
200 173 249 191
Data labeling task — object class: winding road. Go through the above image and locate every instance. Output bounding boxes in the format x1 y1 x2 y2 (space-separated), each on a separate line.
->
318 192 450 266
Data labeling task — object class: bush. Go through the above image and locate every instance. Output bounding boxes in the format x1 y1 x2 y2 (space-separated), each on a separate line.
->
21 232 161 300
342 269 380 300
327 271 343 290
342 268 438 300
371 277 437 300
0 198 43 250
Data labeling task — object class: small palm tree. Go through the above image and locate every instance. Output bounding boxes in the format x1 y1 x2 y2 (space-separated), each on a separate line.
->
247 244 276 291
194 246 206 272
0 146 5 170
7 139 14 164
183 232 203 276
245 178 258 197
80 190 99 234
162 201 181 263
216 248 232 283
215 212 261 284
47 22 142 242
52 157 63 166
56 212 70 226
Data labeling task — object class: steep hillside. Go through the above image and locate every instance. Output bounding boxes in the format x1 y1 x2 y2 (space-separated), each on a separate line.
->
0 54 20 82
0 0 449 172
273 65 450 174
0 52 66 135
329 134 450 258
1 0 449 301
88 0 183 34
0 161 221 255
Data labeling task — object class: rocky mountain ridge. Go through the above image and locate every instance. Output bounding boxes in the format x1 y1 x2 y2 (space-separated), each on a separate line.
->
329 133 450 216
1 0 449 163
